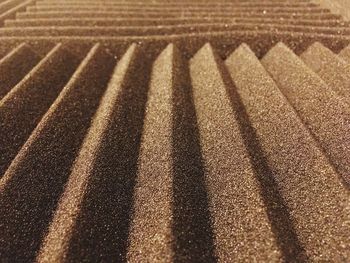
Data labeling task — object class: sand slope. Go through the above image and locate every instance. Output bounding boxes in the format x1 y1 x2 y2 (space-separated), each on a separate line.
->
0 0 349 262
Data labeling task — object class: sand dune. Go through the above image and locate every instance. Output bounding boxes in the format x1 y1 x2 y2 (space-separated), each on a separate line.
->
0 0 349 262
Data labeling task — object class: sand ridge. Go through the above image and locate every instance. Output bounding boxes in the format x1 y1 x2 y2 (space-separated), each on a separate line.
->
0 0 349 262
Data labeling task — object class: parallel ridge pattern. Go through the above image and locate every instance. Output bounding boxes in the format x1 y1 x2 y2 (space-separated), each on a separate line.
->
0 0 350 59
2 0 350 37
0 0 349 262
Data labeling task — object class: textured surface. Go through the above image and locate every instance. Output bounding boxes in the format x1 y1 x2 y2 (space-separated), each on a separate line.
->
0 0 349 262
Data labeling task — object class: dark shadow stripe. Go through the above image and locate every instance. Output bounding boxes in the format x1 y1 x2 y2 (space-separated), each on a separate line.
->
215 56 308 263
0 46 115 263
171 51 217 263
65 47 154 263
0 45 79 177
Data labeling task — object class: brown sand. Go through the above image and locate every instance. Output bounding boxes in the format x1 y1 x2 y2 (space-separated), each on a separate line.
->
0 43 79 177
5 17 349 28
37 43 137 263
126 43 175 263
261 42 350 186
226 43 350 261
0 0 29 14
0 0 33 25
0 43 40 100
301 41 350 101
339 44 350 61
26 6 329 12
0 0 350 262
33 1 315 8
16 11 341 20
0 43 115 262
2 23 350 37
189 43 282 262
37 43 154 263
0 30 349 62
34 2 317 8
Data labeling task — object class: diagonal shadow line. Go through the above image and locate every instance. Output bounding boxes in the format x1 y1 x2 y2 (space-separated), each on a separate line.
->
0 47 115 263
171 52 217 263
65 47 155 263
215 57 309 263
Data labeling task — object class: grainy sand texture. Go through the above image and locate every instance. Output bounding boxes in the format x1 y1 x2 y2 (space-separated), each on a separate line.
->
0 0 349 262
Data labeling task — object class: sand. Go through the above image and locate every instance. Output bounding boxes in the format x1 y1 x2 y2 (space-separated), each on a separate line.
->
261 42 350 186
0 0 349 262
226 43 350 261
301 41 350 100
0 43 79 177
